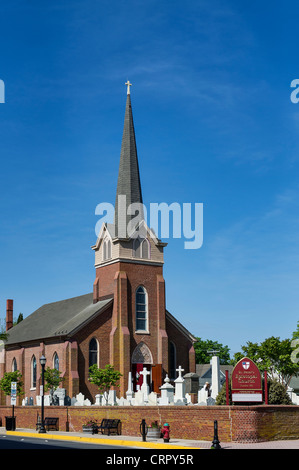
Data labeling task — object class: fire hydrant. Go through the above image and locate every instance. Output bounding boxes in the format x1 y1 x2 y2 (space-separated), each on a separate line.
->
161 423 170 442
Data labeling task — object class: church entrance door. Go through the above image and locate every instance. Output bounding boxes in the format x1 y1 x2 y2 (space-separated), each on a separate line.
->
131 342 153 392
132 363 151 392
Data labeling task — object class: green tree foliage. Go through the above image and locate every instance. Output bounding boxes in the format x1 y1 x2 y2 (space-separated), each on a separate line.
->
291 322 299 365
14 313 23 325
0 371 23 397
267 379 292 405
88 364 122 401
194 337 230 364
215 381 232 405
0 313 23 341
43 367 64 404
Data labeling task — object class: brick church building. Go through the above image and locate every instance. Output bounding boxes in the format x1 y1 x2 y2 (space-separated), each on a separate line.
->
1 84 196 404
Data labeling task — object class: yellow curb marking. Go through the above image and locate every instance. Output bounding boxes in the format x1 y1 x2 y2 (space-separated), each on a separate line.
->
6 431 199 449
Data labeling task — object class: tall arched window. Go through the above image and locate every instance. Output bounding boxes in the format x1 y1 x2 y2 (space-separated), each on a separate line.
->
135 286 148 332
31 355 37 388
12 358 17 372
53 352 59 370
89 338 98 367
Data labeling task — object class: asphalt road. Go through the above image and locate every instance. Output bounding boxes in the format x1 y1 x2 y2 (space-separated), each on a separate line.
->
0 434 131 449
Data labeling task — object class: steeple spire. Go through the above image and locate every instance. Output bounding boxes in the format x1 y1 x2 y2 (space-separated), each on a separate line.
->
114 82 144 238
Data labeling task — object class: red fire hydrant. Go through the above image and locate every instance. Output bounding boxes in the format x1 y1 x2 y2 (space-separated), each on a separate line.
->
161 423 170 442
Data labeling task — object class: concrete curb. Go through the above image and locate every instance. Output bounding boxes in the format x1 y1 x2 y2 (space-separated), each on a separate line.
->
6 431 200 449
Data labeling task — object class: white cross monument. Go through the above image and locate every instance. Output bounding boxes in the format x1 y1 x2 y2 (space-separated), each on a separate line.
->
174 366 187 405
140 367 150 402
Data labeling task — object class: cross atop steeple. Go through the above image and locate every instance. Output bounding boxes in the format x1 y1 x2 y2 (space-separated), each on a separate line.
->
125 80 132 95
114 83 143 238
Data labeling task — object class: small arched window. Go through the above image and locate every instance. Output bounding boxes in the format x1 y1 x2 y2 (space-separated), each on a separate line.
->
133 237 150 259
31 355 37 388
89 338 98 367
103 238 112 261
135 286 148 332
53 352 59 370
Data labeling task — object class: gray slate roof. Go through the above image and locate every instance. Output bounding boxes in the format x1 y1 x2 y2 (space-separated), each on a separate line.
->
5 293 113 346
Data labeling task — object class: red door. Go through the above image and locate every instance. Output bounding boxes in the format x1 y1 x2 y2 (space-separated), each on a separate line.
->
132 363 151 391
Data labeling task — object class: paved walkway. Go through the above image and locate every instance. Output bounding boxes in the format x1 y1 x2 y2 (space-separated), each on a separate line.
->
1 427 299 449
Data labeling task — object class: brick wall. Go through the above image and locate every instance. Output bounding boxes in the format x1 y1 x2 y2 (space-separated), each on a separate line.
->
1 405 298 442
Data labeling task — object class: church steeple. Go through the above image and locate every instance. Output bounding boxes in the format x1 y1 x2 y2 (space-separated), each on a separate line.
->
114 82 144 238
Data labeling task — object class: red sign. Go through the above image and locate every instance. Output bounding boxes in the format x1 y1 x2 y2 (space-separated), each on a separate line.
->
231 357 263 402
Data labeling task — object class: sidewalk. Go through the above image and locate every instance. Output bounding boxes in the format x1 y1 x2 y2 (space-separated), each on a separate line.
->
1 427 299 449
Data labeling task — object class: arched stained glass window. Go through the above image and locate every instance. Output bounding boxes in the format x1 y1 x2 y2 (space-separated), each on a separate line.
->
12 358 17 372
31 355 37 388
53 352 59 370
89 338 98 367
135 286 148 332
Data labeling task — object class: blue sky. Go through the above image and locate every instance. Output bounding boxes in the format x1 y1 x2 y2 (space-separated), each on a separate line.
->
0 0 299 357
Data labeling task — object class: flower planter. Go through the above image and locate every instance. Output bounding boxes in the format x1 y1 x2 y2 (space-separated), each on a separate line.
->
82 425 98 434
147 427 161 439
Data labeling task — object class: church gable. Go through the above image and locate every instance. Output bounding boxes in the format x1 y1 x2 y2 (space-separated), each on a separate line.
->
93 220 165 267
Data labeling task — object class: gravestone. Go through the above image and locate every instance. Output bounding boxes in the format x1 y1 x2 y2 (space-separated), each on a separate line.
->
108 390 117 406
126 371 134 403
134 389 145 405
74 392 85 406
174 366 187 405
95 394 102 405
158 375 174 405
183 372 199 394
140 367 150 403
148 391 158 405
53 388 67 406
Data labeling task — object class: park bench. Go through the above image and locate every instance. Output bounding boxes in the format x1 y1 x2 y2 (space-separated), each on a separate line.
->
44 417 59 431
36 417 59 431
97 418 121 436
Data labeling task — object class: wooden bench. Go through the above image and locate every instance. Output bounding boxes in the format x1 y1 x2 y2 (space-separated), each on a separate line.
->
44 417 59 431
97 418 121 436
36 417 59 431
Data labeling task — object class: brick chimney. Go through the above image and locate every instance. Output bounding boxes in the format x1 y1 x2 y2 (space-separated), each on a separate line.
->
6 299 13 331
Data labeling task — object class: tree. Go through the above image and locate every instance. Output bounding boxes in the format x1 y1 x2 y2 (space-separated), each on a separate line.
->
0 313 23 341
88 364 122 402
267 379 292 405
231 336 299 389
0 371 23 397
14 313 23 325
43 367 64 405
193 337 231 364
